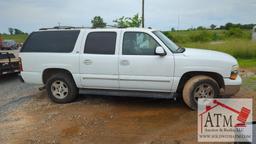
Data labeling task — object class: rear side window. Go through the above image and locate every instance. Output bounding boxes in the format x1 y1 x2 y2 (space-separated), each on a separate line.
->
84 32 116 55
21 31 80 53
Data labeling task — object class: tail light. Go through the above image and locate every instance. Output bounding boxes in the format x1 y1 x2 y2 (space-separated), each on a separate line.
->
19 57 23 71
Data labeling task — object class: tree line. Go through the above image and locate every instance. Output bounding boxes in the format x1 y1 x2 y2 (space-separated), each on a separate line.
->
182 23 255 31
91 14 255 31
8 28 27 35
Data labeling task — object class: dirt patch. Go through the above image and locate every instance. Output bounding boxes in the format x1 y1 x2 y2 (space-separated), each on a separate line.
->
2 90 254 144
0 91 198 144
0 72 255 144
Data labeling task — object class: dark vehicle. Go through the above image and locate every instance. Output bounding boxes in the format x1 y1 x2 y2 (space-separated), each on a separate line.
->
1 40 17 50
0 52 21 76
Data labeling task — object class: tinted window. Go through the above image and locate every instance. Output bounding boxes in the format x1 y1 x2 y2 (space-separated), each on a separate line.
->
84 32 116 54
123 32 159 55
21 31 79 53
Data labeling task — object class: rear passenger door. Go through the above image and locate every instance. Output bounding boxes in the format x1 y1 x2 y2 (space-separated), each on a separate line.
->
80 31 119 89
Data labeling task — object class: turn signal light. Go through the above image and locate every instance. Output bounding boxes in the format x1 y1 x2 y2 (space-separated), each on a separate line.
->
230 71 238 80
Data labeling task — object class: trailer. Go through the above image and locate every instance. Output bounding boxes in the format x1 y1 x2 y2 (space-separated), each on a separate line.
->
0 51 21 76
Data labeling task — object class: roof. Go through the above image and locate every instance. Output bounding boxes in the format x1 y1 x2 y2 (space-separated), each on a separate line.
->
37 26 157 33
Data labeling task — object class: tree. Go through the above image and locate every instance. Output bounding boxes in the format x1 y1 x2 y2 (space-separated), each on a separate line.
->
8 28 14 35
197 26 206 30
113 16 127 28
210 24 217 30
14 28 25 34
219 23 255 30
113 14 142 28
91 16 106 28
225 23 235 30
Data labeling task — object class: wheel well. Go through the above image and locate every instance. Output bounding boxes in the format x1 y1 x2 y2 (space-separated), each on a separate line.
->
176 71 225 94
42 68 74 84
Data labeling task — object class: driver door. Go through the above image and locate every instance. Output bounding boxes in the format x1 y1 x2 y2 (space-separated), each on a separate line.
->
119 31 175 92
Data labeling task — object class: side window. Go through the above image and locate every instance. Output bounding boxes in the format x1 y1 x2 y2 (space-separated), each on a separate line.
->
21 31 80 53
84 32 116 55
122 32 160 55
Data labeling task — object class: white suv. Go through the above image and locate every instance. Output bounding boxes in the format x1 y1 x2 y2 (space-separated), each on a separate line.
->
20 27 241 109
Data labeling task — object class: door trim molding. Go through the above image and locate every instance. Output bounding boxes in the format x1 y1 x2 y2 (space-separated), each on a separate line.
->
83 77 118 80
119 78 170 83
82 74 118 80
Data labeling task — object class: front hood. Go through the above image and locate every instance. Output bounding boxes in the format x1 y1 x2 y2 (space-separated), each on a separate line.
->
183 48 238 65
173 48 239 78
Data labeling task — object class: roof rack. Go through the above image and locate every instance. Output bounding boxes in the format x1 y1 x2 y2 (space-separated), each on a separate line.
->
39 26 91 30
39 25 132 30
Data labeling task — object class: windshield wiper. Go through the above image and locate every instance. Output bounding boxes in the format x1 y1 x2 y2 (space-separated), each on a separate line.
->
175 47 186 53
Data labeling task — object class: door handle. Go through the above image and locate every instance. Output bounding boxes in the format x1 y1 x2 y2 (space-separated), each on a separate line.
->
83 59 92 65
120 60 130 66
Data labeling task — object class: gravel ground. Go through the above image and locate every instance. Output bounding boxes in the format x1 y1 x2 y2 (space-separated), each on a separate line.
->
0 71 255 144
0 74 39 116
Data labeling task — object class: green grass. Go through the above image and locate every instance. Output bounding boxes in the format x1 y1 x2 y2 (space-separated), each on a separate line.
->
238 59 256 68
164 29 251 43
182 39 256 59
169 29 256 68
243 76 256 91
1 34 28 43
181 39 256 68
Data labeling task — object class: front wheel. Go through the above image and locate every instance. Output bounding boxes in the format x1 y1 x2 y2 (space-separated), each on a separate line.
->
182 75 219 110
46 73 78 103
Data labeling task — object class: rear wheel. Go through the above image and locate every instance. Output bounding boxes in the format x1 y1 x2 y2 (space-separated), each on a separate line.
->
46 73 78 103
182 75 219 110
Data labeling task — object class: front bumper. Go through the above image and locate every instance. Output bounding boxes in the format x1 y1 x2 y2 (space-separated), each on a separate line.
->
220 75 242 96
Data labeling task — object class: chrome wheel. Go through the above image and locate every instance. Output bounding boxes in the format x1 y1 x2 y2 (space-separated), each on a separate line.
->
193 83 214 102
51 80 69 99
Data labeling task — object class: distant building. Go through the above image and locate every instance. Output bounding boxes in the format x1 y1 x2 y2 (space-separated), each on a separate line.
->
252 26 256 41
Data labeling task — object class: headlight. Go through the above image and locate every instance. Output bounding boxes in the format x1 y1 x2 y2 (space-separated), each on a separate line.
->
230 65 239 80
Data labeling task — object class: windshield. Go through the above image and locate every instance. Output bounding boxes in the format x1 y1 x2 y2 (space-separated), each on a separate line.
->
153 31 179 52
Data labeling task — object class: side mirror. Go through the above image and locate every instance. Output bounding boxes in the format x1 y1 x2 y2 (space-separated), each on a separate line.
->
155 46 166 56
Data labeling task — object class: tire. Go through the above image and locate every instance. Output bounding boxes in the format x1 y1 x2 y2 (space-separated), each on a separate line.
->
46 73 78 103
182 75 219 110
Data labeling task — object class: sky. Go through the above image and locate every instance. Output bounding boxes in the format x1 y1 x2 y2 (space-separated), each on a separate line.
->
0 0 255 33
